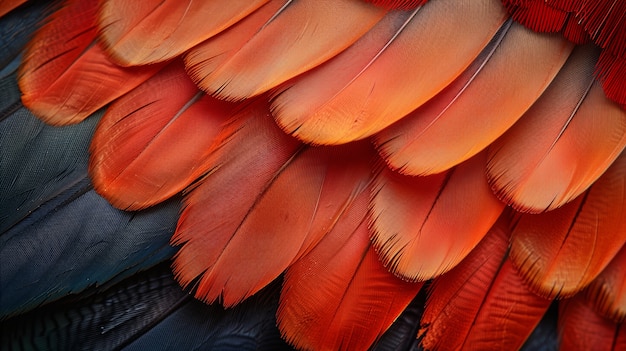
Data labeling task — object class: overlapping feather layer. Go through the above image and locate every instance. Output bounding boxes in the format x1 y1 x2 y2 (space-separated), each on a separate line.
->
8 0 626 349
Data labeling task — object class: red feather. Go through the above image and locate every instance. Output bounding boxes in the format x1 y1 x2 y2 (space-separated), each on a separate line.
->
586 244 626 322
89 62 236 210
559 295 626 350
18 0 161 125
369 152 505 281
420 214 551 351
510 150 626 298
278 190 423 351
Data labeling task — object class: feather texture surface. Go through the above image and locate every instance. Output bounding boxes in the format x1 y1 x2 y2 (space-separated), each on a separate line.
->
98 0 269 66
185 0 386 101
420 215 551 351
271 0 508 144
278 191 422 351
370 152 504 281
19 0 161 125
510 150 626 298
375 20 573 175
487 44 626 212
89 62 234 210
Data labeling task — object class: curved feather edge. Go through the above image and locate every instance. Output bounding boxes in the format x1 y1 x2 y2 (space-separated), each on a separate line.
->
271 0 508 145
171 99 302 306
369 151 505 282
375 20 573 176
18 0 162 125
89 61 235 211
586 243 626 322
98 0 269 66
420 213 551 351
185 0 386 101
558 295 626 351
510 150 626 299
278 190 423 351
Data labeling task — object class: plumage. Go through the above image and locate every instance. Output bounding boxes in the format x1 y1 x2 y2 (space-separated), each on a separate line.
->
558 295 626 350
2 0 626 350
271 0 508 144
89 61 235 210
510 150 626 298
586 243 626 322
278 191 422 351
487 44 626 212
98 0 269 66
185 0 386 101
420 215 551 351
369 151 504 281
18 0 161 125
375 20 573 175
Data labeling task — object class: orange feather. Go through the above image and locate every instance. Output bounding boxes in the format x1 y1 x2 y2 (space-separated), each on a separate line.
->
271 0 508 145
487 45 626 213
510 150 626 298
375 20 573 175
18 0 161 125
89 62 236 211
369 151 505 282
278 190 422 351
559 295 626 351
174 140 376 307
98 0 268 66
171 100 302 306
420 214 551 351
586 244 626 322
185 0 386 101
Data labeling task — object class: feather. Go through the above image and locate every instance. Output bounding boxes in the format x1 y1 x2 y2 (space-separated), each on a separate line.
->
559 295 626 351
369 152 505 281
510 150 626 299
171 100 302 306
89 61 235 211
1 264 292 351
375 20 573 175
278 190 423 351
18 0 162 125
586 243 626 322
0 0 25 18
365 0 426 10
487 45 626 213
420 214 551 351
98 0 269 66
185 0 386 101
176 139 375 307
271 0 508 145
0 103 179 319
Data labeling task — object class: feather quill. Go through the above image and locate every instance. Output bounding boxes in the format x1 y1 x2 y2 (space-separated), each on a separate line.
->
89 62 235 211
271 0 508 145
370 152 505 281
375 20 573 175
185 0 386 101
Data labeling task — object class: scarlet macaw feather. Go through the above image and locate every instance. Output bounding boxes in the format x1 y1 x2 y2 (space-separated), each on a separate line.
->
98 0 269 66
271 0 508 145
89 62 236 211
185 0 386 101
586 244 626 322
559 295 626 350
487 44 626 213
420 214 552 351
510 150 626 298
278 190 422 351
369 152 505 281
375 20 573 175
18 0 161 125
